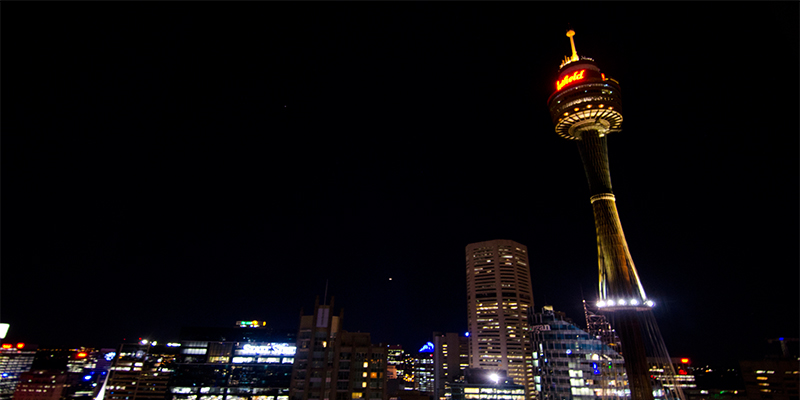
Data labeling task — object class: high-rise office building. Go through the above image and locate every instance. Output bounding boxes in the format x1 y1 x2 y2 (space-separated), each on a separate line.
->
0 343 36 400
530 306 627 400
168 325 297 400
414 347 435 394
432 333 469 400
102 342 180 400
290 297 388 400
739 359 799 400
387 346 404 380
465 239 534 398
13 370 86 400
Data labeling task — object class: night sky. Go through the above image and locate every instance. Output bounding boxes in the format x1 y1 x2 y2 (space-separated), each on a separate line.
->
3 3 798 366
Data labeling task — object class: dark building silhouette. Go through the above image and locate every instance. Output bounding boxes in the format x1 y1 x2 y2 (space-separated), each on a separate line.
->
289 297 388 400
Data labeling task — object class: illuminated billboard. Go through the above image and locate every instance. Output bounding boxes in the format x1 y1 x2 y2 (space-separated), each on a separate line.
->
237 343 296 356
237 320 265 328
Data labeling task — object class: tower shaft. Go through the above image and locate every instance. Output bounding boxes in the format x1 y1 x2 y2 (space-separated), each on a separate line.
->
614 311 655 400
577 131 647 301
579 131 652 400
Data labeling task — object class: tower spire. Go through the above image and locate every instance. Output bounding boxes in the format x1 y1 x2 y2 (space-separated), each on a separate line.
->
567 29 579 62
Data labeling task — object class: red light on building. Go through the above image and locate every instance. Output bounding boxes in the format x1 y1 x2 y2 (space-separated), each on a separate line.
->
77 352 88 358
678 369 687 375
16 343 24 349
1 344 11 349
680 358 690 364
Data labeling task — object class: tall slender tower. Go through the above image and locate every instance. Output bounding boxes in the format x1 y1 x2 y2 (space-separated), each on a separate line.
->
465 239 534 398
546 30 660 400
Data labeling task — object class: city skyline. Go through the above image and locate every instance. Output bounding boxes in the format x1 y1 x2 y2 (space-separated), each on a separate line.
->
2 3 798 367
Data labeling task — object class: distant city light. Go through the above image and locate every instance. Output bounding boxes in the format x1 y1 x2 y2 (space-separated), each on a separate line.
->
83 375 92 381
680 358 690 364
104 352 116 361
0 324 9 339
465 332 470 337
77 352 88 358
566 349 572 355
489 373 500 384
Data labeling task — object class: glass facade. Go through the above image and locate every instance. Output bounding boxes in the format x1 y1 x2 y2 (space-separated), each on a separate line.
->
531 307 628 400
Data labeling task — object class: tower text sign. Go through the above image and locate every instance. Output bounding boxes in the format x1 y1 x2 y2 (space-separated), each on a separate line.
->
556 70 586 90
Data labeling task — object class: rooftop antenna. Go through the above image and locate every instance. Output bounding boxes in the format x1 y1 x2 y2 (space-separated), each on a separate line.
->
323 280 329 305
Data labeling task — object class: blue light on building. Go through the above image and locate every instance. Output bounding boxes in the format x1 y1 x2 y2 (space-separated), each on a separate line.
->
419 342 434 353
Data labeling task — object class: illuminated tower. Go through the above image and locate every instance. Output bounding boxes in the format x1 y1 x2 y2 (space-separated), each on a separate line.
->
546 30 673 400
465 239 534 398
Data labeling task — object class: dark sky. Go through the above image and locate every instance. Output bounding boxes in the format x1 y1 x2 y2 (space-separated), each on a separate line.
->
2 3 798 366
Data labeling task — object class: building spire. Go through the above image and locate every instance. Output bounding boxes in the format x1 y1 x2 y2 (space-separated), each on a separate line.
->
567 29 579 62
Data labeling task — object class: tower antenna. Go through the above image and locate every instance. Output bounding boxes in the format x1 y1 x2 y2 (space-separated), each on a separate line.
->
323 280 329 306
567 29 579 62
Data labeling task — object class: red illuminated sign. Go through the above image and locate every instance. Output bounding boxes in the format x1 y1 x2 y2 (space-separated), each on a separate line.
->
15 343 24 349
680 358 690 364
1 344 11 349
556 70 586 90
77 352 88 358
